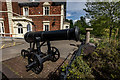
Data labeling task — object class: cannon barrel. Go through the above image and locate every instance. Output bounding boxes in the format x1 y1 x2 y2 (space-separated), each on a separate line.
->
24 26 80 43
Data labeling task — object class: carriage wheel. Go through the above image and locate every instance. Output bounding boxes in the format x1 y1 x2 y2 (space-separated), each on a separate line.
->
27 53 43 74
50 47 60 62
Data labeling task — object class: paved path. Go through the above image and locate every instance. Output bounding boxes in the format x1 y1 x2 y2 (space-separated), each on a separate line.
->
1 39 80 79
1 39 80 61
2 56 65 79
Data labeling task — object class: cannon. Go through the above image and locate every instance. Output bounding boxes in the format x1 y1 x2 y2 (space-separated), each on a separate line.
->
21 26 80 74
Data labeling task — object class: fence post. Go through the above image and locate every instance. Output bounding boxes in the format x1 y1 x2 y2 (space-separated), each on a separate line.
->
85 28 93 44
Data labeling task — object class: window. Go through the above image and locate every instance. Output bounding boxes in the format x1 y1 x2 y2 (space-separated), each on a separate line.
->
2 26 4 33
18 24 23 34
44 6 50 15
52 22 55 27
27 24 31 32
45 25 49 31
43 22 50 31
23 7 29 16
0 22 4 33
66 26 69 29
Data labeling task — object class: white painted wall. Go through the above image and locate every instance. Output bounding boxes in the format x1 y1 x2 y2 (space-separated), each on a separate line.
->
60 4 64 30
63 23 70 29
6 0 13 34
12 21 32 38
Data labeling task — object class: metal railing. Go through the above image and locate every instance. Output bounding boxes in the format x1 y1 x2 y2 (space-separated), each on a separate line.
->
59 41 85 80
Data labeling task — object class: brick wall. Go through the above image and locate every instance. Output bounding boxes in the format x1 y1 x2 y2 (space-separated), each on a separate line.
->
0 2 2 17
12 2 20 16
50 4 61 14
1 2 62 34
29 16 61 31
2 2 10 33
20 2 61 31
28 2 61 15
29 2 43 15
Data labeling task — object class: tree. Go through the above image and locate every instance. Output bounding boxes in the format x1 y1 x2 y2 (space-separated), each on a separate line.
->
65 19 74 28
84 1 120 38
74 16 89 35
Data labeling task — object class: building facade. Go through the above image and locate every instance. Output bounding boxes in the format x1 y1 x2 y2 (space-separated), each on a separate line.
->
0 1 70 38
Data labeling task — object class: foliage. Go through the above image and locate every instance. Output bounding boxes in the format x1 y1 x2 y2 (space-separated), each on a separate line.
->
79 34 86 42
65 19 74 28
83 39 120 79
61 38 120 79
84 1 120 38
61 51 93 79
67 56 93 79
89 37 94 43
74 16 90 35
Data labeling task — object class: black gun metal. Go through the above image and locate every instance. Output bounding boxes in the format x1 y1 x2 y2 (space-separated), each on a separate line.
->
24 26 80 43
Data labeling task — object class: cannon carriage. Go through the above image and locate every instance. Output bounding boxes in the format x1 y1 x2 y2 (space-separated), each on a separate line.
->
21 26 80 74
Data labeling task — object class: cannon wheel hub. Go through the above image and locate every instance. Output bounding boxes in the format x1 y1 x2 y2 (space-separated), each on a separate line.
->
50 47 60 62
28 53 43 74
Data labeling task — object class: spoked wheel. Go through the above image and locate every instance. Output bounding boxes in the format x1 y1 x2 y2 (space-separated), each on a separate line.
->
50 47 60 62
27 53 43 74
21 49 29 58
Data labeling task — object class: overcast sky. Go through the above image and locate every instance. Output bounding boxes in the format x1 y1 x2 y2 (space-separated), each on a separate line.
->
66 2 87 23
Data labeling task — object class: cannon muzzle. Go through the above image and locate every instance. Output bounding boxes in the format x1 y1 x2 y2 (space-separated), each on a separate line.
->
24 26 80 43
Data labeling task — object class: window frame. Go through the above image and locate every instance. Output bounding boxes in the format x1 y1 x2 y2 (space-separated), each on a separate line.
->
23 6 29 16
27 24 31 32
43 22 50 31
44 25 49 31
43 6 50 15
18 24 23 34
0 21 5 34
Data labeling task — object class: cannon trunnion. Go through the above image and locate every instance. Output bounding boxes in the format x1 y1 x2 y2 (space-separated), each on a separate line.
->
21 27 80 74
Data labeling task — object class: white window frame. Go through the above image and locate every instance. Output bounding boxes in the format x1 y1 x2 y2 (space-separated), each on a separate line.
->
27 24 32 32
0 21 5 34
43 22 50 31
23 6 29 16
18 24 23 34
43 6 50 15
66 26 69 29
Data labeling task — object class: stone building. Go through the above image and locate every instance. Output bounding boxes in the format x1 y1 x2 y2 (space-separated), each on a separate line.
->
0 0 70 38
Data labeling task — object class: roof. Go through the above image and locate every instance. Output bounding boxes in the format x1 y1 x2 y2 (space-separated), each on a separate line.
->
18 2 66 7
19 2 40 7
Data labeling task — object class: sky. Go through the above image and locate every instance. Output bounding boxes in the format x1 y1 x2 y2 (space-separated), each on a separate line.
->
66 2 87 23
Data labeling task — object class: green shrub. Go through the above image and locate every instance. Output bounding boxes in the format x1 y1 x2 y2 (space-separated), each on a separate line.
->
67 56 93 79
83 39 120 79
90 38 94 43
61 38 120 79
